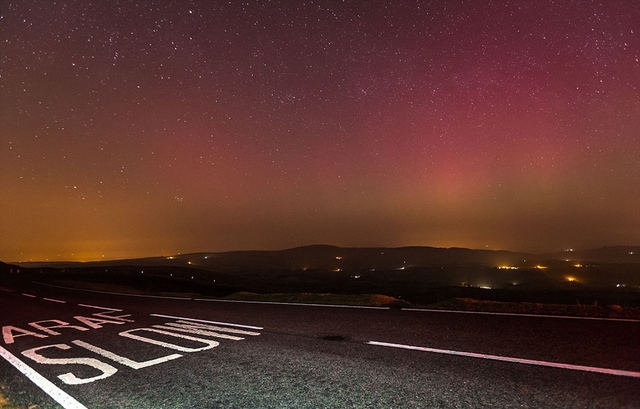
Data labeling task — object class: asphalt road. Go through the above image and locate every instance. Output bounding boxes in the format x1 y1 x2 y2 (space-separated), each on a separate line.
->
1 281 639 408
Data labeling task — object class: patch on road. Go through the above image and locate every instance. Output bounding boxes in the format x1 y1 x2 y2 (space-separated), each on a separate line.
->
319 334 348 342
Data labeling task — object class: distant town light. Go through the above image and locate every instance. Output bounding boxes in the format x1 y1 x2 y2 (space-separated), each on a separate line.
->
498 266 518 270
565 276 577 282
335 256 342 260
574 263 583 268
534 265 548 269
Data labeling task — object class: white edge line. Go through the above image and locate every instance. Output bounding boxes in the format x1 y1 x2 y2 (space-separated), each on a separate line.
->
367 341 640 378
42 298 66 304
35 282 192 300
401 308 640 322
149 313 263 330
42 280 634 320
0 345 88 409
22 293 37 298
35 282 385 308
77 303 123 311
194 298 390 310
119 294 192 300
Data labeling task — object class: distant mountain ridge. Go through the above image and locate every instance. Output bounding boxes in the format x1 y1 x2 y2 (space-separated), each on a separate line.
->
12 245 640 270
544 246 640 264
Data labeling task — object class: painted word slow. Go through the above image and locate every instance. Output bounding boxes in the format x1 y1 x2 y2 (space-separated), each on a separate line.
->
3 312 260 385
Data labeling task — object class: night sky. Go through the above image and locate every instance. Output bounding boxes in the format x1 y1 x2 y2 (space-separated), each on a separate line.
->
1 1 639 262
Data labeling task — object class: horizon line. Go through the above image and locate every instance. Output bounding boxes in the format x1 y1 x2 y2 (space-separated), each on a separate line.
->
5 243 639 265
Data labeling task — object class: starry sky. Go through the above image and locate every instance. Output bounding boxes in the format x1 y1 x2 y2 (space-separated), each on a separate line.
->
1 0 639 262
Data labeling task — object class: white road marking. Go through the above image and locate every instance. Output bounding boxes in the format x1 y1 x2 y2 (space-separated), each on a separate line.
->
122 294 191 300
194 298 390 310
77 303 123 311
36 282 387 309
42 298 66 304
401 308 640 322
172 320 261 336
21 344 117 385
367 341 640 378
29 320 89 336
32 281 638 322
72 339 182 369
0 345 88 409
2 325 49 344
34 282 192 300
119 328 219 352
153 325 244 341
22 293 37 298
150 313 264 330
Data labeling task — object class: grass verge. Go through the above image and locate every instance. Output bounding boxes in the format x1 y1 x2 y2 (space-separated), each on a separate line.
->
46 280 640 319
421 297 640 319
222 292 410 307
51 280 200 299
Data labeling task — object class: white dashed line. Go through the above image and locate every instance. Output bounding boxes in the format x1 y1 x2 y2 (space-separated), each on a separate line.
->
42 298 66 304
150 313 264 330
0 345 88 409
22 293 37 298
367 341 640 378
400 308 640 322
194 298 390 310
77 303 123 311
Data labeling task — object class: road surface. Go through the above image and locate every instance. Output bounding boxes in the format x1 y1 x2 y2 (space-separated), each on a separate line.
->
1 281 639 408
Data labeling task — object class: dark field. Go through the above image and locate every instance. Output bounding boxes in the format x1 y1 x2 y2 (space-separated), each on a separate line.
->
3 246 639 318
3 260 639 320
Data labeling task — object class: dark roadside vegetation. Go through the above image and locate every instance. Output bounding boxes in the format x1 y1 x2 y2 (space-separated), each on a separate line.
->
2 245 639 319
